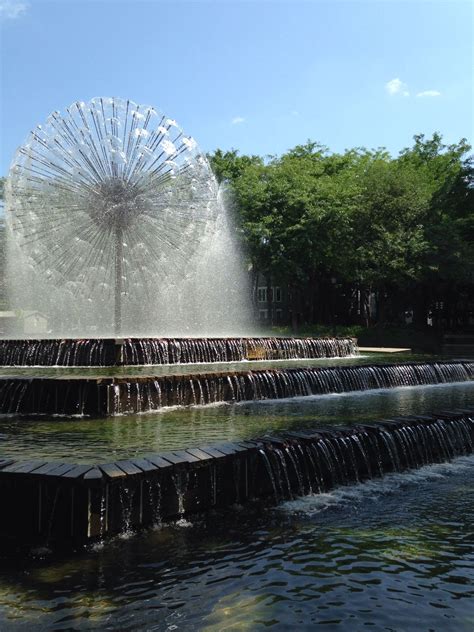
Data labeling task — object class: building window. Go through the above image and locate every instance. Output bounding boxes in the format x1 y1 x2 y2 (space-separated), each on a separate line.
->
275 308 283 323
259 309 268 321
258 286 281 302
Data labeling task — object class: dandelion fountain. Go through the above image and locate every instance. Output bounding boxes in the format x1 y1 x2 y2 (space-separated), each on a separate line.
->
5 97 248 338
1 96 356 363
0 98 472 550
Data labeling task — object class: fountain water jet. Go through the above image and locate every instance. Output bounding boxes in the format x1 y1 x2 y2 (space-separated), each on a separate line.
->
5 97 251 337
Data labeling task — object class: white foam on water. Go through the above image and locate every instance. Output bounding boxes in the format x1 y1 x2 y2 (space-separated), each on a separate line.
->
238 380 474 407
279 455 474 517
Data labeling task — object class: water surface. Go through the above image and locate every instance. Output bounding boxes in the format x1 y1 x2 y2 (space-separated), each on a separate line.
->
0 352 450 379
1 381 473 462
0 455 472 630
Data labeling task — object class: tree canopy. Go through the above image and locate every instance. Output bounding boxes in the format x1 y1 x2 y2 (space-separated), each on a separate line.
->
208 134 474 329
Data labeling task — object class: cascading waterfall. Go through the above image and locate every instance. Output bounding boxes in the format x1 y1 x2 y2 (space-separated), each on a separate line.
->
1 361 473 416
0 410 472 544
0 339 108 367
0 336 357 367
255 414 474 502
172 470 190 522
102 360 474 414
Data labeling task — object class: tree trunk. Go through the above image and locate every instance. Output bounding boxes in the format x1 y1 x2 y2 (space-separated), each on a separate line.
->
376 287 387 326
360 286 371 327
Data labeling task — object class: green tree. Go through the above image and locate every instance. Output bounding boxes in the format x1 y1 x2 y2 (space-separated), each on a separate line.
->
209 134 473 331
207 149 263 185
398 133 474 327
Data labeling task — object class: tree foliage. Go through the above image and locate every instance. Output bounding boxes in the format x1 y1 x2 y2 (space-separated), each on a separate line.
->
209 133 473 329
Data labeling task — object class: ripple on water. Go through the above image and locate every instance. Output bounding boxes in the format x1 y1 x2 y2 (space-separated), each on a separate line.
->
0 461 472 630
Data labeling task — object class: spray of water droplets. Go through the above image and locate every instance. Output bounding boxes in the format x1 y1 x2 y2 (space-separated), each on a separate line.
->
5 98 252 337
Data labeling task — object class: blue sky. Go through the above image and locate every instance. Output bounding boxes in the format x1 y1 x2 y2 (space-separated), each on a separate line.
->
1 0 472 175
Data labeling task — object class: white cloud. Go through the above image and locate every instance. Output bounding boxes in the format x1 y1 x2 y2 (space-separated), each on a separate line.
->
0 0 28 19
385 78 410 97
291 110 300 117
231 116 245 125
416 90 441 98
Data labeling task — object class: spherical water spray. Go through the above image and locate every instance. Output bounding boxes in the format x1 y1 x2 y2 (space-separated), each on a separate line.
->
6 98 246 337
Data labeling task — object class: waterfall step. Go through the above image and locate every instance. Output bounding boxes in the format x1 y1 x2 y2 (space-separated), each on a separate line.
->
0 336 358 367
0 409 472 548
0 360 472 417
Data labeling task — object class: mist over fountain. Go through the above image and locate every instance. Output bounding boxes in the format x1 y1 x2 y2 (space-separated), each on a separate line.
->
5 97 252 337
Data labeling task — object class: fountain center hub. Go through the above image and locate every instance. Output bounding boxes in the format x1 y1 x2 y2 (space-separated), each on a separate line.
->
89 178 142 230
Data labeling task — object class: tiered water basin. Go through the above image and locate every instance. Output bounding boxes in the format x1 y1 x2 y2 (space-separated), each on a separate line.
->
0 338 473 550
0 341 473 630
1 359 472 416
